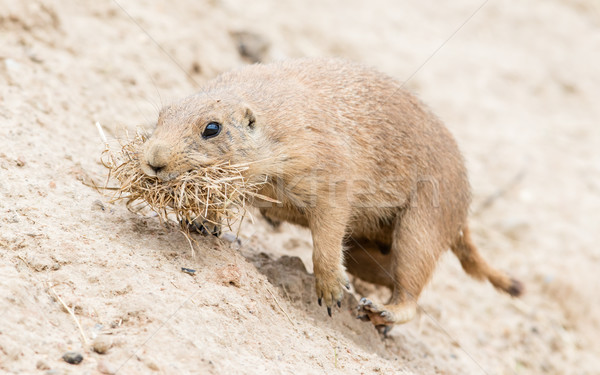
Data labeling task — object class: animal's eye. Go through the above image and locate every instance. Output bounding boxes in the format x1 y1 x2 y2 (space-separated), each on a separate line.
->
202 122 221 139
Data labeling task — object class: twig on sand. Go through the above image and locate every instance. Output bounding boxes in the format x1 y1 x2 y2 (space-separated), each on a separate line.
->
334 344 338 369
49 285 89 346
95 121 108 148
267 288 295 327
180 230 196 258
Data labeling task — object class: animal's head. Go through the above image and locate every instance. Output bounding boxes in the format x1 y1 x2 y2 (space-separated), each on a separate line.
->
141 92 262 181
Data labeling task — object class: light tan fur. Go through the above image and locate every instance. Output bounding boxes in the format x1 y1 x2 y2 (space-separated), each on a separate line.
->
141 58 523 327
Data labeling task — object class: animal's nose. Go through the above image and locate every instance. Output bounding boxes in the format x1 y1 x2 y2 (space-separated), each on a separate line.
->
143 141 170 176
149 164 163 174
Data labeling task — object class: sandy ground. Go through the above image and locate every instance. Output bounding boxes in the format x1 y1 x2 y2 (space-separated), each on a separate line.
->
1 0 599 374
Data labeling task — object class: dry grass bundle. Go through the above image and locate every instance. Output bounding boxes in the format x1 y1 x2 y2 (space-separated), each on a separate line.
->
99 127 273 237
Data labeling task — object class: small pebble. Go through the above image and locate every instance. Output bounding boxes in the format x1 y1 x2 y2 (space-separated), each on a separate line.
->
15 157 25 167
97 360 118 374
36 359 50 370
62 351 83 365
92 335 112 354
230 31 270 63
221 232 240 244
181 267 196 276
144 359 159 371
4 58 20 72
92 200 106 211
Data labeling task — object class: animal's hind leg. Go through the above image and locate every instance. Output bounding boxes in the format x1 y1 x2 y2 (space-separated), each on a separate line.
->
357 207 445 326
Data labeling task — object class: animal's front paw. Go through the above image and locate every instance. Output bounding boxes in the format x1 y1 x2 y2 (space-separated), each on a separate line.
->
314 267 350 317
184 219 221 237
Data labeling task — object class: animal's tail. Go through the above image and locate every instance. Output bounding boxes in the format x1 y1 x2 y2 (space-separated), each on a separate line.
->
451 225 523 297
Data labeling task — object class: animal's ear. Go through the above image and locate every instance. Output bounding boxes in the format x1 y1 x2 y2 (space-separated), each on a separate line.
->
244 107 256 129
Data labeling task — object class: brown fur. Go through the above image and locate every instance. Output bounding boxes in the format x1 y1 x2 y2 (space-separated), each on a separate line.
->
141 58 522 326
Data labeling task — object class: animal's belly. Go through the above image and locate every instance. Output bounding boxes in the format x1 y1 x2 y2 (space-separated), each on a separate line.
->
348 206 398 241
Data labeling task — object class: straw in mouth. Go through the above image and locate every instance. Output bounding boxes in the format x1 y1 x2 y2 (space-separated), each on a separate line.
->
100 131 274 236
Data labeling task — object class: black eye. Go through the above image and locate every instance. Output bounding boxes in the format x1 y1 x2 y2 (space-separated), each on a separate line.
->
202 122 221 139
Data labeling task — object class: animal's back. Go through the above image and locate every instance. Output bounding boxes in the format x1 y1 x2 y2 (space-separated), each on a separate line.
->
206 59 470 241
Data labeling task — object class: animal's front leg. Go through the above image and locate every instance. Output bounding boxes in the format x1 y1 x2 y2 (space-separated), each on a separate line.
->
309 206 350 317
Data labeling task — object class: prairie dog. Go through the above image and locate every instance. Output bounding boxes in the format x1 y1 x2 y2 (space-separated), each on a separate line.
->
141 58 522 327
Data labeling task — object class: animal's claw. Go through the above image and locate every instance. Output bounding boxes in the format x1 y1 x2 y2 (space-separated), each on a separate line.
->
185 219 221 237
356 314 370 321
314 268 348 318
357 298 395 329
376 325 392 337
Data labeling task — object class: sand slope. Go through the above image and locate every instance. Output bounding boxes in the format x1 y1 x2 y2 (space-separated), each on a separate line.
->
1 0 599 373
